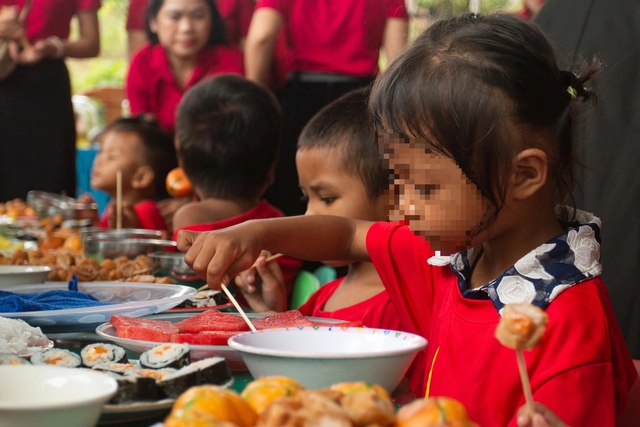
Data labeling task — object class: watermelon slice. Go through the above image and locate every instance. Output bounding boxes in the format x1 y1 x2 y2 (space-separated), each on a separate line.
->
312 320 364 328
174 309 249 334
171 330 241 346
252 310 314 330
111 315 178 342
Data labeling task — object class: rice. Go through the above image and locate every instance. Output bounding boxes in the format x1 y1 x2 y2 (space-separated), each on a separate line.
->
0 316 50 356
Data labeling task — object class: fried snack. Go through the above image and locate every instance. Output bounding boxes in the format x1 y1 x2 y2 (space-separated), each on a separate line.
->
11 250 27 265
170 385 257 427
396 397 479 427
242 376 305 414
340 390 394 427
62 235 82 251
100 259 116 271
257 391 352 427
495 303 549 351
165 411 238 427
75 258 100 281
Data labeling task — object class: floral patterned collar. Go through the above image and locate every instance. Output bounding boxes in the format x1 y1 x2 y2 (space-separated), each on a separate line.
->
429 208 602 314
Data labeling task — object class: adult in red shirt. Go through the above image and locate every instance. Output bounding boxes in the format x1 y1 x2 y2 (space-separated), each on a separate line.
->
245 0 408 216
126 0 254 60
126 0 244 135
0 0 100 201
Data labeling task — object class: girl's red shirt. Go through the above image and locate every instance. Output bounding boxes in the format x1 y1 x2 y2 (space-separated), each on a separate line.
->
366 221 637 427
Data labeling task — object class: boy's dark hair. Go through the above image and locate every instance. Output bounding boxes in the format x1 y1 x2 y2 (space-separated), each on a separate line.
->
105 116 177 200
176 75 282 199
298 88 386 200
146 0 227 46
370 14 599 228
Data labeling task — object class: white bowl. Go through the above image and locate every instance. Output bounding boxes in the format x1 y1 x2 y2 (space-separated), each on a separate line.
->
0 266 51 287
228 327 427 392
0 365 118 427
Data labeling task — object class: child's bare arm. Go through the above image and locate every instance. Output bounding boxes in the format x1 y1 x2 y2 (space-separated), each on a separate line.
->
178 215 372 287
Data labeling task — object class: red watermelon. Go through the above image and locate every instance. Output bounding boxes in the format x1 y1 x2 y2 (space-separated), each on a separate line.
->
253 310 314 330
312 320 364 328
110 315 178 342
171 330 241 346
174 309 249 334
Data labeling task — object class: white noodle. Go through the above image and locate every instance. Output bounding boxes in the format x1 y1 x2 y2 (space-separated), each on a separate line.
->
0 316 50 356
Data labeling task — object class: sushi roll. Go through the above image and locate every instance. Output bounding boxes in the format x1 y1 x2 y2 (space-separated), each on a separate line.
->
0 353 31 366
140 343 190 369
189 357 233 386
102 371 158 404
157 366 199 399
129 368 177 382
31 349 81 368
81 343 128 368
92 361 139 375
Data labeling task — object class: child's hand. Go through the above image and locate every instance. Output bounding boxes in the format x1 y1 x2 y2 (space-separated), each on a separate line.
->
76 193 96 204
235 251 287 313
178 223 264 287
517 403 570 427
106 201 141 229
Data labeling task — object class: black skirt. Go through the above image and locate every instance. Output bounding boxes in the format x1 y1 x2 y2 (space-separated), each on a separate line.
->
0 58 76 202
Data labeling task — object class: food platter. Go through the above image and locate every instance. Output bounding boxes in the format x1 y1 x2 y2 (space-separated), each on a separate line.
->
0 282 196 332
95 312 347 371
98 376 234 425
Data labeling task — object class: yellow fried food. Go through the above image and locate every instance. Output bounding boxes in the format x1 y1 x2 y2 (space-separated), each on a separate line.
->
170 386 257 427
257 391 351 427
495 303 549 350
330 382 391 401
242 376 305 414
396 397 479 427
165 411 239 427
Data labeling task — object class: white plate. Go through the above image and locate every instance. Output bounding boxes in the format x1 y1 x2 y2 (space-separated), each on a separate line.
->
0 282 196 332
97 376 233 425
0 266 51 287
95 312 347 371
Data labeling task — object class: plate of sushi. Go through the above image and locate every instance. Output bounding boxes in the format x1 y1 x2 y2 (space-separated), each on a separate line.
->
0 281 197 332
96 310 353 371
2 341 234 424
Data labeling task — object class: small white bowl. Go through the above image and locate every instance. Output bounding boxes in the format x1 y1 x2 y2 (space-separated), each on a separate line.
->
0 365 118 427
228 327 427 392
0 266 51 287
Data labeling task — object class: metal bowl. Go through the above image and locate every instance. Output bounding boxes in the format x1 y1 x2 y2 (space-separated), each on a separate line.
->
83 237 177 262
26 191 98 222
79 228 164 246
149 251 202 284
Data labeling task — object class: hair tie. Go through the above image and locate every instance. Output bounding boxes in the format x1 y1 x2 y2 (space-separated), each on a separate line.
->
566 86 577 100
559 70 581 101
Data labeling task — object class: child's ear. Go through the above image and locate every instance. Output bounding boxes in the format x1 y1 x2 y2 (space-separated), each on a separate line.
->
131 166 156 190
510 149 548 200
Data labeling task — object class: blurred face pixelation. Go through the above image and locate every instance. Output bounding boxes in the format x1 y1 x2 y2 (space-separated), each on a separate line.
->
151 0 212 60
382 132 484 253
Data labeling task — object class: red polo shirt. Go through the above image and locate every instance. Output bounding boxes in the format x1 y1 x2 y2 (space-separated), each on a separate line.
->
127 43 244 134
126 0 254 48
1 0 100 42
255 0 408 77
367 221 637 427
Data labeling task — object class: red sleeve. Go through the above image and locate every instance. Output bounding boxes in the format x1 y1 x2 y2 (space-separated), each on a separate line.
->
134 200 168 232
77 0 101 11
126 0 147 31
385 0 408 18
237 0 255 38
126 47 151 115
366 222 436 340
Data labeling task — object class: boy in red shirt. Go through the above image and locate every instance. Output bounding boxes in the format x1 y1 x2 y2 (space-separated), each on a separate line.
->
90 117 176 232
179 15 637 427
172 74 300 290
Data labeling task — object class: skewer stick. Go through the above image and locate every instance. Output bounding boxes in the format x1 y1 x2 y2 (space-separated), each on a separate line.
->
221 282 256 331
516 349 534 416
197 253 284 292
116 170 122 230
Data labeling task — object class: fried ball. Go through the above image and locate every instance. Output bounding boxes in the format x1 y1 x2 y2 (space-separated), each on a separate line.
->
340 389 395 427
396 397 478 427
495 303 549 351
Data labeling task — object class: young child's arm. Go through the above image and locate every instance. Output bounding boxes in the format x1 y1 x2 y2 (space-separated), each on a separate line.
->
517 403 570 427
178 215 372 287
234 251 287 313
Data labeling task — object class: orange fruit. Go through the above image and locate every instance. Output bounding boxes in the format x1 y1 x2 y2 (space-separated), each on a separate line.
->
397 397 478 427
166 168 192 198
330 382 391 401
170 386 257 427
241 376 304 414
62 235 82 251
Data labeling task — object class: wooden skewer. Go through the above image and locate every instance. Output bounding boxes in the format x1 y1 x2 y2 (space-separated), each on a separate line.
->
197 253 284 292
116 170 122 230
516 349 535 416
221 282 256 331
